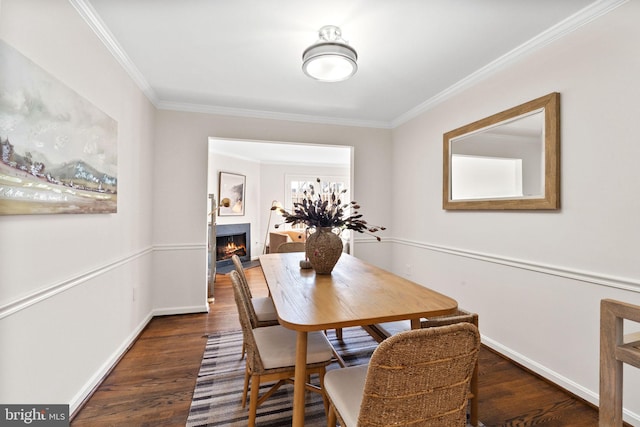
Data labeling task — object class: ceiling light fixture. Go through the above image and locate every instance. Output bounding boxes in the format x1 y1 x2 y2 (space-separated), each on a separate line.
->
302 25 358 82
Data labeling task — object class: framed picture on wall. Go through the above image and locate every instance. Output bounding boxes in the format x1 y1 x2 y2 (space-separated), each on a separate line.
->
218 172 245 216
0 40 118 215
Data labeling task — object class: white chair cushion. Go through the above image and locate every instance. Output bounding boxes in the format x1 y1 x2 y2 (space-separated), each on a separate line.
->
253 326 333 369
252 296 277 322
377 320 411 336
325 364 369 427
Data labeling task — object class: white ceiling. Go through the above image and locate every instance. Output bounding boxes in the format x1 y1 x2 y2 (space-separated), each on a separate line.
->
78 0 621 130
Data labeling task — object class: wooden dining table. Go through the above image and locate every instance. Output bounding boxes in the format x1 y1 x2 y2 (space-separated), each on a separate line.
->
259 252 459 427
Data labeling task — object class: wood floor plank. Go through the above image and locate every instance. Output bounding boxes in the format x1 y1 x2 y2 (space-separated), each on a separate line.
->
477 348 601 426
71 266 606 427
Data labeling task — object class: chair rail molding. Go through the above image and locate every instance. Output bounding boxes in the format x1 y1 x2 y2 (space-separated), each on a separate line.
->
390 237 639 293
153 243 206 251
0 246 155 319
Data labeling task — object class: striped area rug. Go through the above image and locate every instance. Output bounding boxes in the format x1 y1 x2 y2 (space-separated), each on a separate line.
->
186 327 378 426
187 327 482 426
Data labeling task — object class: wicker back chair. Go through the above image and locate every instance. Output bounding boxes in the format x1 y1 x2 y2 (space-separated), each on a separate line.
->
325 323 481 427
275 241 306 253
230 255 278 359
363 308 480 426
230 255 278 328
421 310 480 427
229 271 334 427
231 254 253 298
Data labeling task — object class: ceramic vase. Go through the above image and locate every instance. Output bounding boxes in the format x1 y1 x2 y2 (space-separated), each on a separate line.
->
305 227 343 274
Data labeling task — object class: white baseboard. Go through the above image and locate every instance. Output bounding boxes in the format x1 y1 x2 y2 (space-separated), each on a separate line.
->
481 335 640 426
69 304 209 415
153 305 209 316
69 311 154 414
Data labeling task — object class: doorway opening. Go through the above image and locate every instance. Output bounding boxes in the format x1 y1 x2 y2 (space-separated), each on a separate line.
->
206 138 353 297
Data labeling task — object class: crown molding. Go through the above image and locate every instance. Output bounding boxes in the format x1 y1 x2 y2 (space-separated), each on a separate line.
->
72 0 626 130
70 0 392 129
156 100 393 129
391 0 628 128
69 0 159 105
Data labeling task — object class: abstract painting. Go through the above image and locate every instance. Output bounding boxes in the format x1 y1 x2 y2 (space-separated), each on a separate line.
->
218 172 245 216
0 40 118 215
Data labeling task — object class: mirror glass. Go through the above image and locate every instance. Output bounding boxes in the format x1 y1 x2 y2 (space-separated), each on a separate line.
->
450 110 543 200
443 93 560 210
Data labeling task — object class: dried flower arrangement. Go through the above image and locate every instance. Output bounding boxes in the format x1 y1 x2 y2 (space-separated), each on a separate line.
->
274 178 385 241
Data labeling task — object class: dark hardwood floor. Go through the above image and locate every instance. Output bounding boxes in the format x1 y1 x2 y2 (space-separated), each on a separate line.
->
71 267 603 427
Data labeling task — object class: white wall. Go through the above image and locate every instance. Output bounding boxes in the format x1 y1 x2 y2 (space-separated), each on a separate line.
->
152 110 393 312
7 0 638 421
0 0 156 412
390 1 640 423
0 0 393 410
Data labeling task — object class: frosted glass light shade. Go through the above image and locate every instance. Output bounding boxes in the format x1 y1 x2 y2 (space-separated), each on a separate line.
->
302 26 358 82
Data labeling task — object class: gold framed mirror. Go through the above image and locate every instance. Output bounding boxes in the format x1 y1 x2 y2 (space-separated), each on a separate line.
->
443 92 560 210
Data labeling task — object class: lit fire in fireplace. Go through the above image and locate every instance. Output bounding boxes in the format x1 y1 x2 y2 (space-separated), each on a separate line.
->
214 224 251 266
216 237 247 261
224 242 244 256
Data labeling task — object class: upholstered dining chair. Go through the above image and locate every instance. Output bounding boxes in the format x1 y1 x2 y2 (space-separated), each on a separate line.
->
231 255 278 327
229 270 334 427
275 241 306 253
362 309 480 426
231 255 279 359
325 323 481 427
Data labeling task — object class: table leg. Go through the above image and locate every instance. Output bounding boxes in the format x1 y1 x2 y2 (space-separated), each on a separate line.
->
292 330 308 427
410 318 420 329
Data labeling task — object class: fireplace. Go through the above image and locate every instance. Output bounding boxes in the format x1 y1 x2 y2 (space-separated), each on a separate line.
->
215 223 251 269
